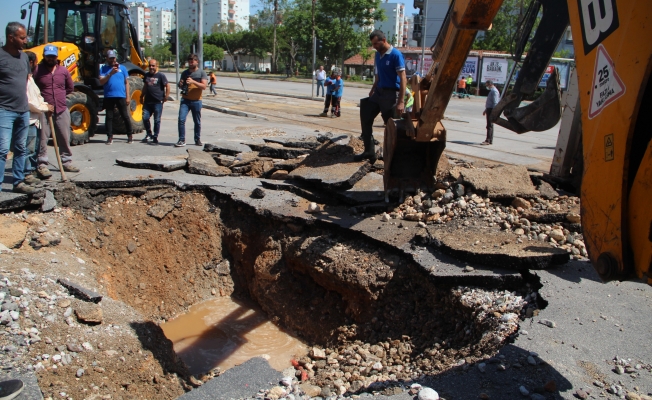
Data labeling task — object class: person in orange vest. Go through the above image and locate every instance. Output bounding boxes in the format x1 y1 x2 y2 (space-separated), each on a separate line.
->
457 76 467 97
209 72 217 96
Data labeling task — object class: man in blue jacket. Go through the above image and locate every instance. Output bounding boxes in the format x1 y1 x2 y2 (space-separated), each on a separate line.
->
355 30 406 162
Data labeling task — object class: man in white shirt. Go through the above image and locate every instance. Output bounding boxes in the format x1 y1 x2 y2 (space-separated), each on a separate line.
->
25 51 52 182
315 66 326 97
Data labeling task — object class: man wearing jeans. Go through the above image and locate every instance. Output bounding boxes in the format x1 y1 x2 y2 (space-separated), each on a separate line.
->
175 54 207 147
355 30 406 162
140 58 169 144
0 22 34 194
99 49 133 144
315 65 326 97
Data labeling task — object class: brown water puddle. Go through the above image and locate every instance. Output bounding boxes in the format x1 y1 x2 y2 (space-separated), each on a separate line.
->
161 296 308 375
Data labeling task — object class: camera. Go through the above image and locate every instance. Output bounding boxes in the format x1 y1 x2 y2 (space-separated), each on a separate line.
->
180 80 189 95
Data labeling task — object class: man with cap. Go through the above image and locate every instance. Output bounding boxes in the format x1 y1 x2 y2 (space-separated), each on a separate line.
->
99 49 133 144
0 22 33 194
355 30 406 162
33 43 80 174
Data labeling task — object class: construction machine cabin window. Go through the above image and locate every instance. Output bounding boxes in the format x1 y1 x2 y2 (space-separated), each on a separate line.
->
34 3 96 47
99 4 129 63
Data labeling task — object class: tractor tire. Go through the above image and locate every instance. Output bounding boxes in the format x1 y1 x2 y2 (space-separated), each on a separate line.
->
66 91 98 145
111 76 145 134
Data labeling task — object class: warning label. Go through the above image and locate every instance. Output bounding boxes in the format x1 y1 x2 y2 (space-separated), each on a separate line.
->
589 44 625 119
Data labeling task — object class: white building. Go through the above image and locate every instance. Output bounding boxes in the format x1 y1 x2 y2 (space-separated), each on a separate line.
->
405 16 418 47
177 0 250 33
128 2 152 44
374 2 405 47
149 8 175 46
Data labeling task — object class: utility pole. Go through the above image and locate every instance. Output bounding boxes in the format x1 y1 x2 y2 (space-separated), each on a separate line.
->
198 0 203 66
175 0 180 99
420 0 428 76
44 0 49 43
312 37 316 98
272 0 278 74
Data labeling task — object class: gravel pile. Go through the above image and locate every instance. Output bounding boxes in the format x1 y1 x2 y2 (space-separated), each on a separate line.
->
380 182 587 260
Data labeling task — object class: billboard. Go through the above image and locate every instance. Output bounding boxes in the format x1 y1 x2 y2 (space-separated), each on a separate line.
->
539 63 571 89
460 56 479 82
480 57 509 85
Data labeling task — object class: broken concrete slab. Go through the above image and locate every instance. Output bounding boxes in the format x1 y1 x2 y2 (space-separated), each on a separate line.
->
57 278 102 303
187 149 232 177
41 190 56 212
203 141 252 156
115 156 187 172
0 191 29 212
272 158 302 171
254 143 312 160
232 159 275 177
336 171 385 205
288 136 372 190
459 165 539 199
537 181 560 200
427 224 569 269
262 137 321 149
0 215 27 248
212 154 236 167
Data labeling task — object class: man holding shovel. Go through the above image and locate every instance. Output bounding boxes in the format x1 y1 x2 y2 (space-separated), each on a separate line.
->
33 44 80 175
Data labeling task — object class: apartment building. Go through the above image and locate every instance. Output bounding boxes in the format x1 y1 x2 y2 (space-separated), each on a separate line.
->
374 2 406 47
177 0 250 33
128 2 176 46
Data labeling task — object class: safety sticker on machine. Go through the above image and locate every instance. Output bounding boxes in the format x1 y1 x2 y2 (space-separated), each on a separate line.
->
589 44 625 119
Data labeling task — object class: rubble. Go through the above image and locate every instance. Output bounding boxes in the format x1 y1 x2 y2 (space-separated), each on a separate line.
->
186 149 232 177
458 165 539 199
115 155 187 172
203 141 252 156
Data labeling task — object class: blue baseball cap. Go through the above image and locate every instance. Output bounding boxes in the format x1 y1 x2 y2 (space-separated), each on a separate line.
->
43 44 58 57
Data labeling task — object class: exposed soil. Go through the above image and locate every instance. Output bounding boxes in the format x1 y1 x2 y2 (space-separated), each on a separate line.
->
0 182 543 398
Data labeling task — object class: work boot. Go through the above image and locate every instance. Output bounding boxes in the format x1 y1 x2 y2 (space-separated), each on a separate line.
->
63 165 80 173
13 182 36 195
319 112 328 117
37 165 52 179
23 174 41 186
353 135 376 163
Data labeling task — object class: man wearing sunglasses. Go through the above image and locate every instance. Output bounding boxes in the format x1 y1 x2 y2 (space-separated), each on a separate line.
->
140 59 169 144
175 54 207 147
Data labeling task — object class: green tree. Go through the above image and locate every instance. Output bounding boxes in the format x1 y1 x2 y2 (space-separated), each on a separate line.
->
203 43 225 62
178 27 197 61
472 0 531 52
359 46 376 78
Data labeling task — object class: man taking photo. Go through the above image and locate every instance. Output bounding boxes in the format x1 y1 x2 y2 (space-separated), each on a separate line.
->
99 49 133 145
140 58 169 144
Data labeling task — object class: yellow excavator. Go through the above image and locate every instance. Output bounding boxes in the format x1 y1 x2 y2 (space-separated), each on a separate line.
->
386 0 651 284
20 0 148 145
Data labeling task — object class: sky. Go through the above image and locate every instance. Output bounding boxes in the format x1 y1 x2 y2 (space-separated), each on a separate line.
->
1 0 418 44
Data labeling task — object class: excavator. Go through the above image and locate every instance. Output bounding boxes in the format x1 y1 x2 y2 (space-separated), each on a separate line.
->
20 0 148 145
385 0 651 284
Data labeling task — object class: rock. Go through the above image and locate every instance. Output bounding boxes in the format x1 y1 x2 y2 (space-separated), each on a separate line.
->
75 303 103 324
464 266 474 272
428 206 444 215
566 212 581 223
459 165 538 199
147 199 175 220
574 389 588 399
8 289 22 298
280 376 293 387
537 181 559 199
381 213 391 222
514 228 525 235
615 365 625 374
457 199 467 208
538 319 556 328
527 356 537 365
549 229 565 242
270 170 289 180
115 155 187 172
268 386 286 399
76 368 85 377
127 241 137 254
418 387 439 400
40 190 57 212
512 197 531 209
441 192 455 204
57 278 102 303
67 343 83 353
306 202 321 213
299 383 322 397
2 303 18 312
625 393 641 400
519 386 529 396
372 362 383 370
453 184 465 197
311 347 326 359
187 149 232 177
251 188 266 199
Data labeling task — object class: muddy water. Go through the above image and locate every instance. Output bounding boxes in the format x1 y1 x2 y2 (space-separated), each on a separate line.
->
161 296 308 375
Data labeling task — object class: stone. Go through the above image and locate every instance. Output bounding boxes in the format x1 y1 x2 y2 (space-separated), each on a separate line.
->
464 266 474 272
519 386 529 396
372 362 383 370
76 368 85 377
307 202 321 213
566 212 581 223
299 383 322 397
428 206 444 215
67 343 84 353
381 213 391 222
460 165 538 199
74 302 103 324
187 149 232 177
268 386 286 399
127 241 137 254
0 215 28 249
453 184 465 197
441 192 455 204
538 319 556 328
270 170 289 180
251 188 266 199
257 144 312 160
281 376 293 387
57 278 102 303
2 303 18 312
549 229 565 242
512 197 531 209
418 387 439 400
311 347 326 359
527 356 537 365
115 155 187 172
203 141 252 156
147 199 175 221
625 393 641 400
514 228 525 235
574 389 588 399
615 365 625 374
41 190 57 212
0 192 29 212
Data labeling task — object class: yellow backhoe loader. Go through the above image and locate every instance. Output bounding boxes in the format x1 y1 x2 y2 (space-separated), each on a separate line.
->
20 0 148 145
385 0 651 284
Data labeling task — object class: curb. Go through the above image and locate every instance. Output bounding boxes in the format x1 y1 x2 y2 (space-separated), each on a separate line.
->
202 104 269 120
213 86 325 102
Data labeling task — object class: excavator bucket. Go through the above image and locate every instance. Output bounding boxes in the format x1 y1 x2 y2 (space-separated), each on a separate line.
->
492 68 563 134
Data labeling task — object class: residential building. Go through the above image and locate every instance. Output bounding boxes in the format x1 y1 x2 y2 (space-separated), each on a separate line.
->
405 15 418 47
128 2 152 44
177 0 250 33
374 2 405 47
149 8 175 46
